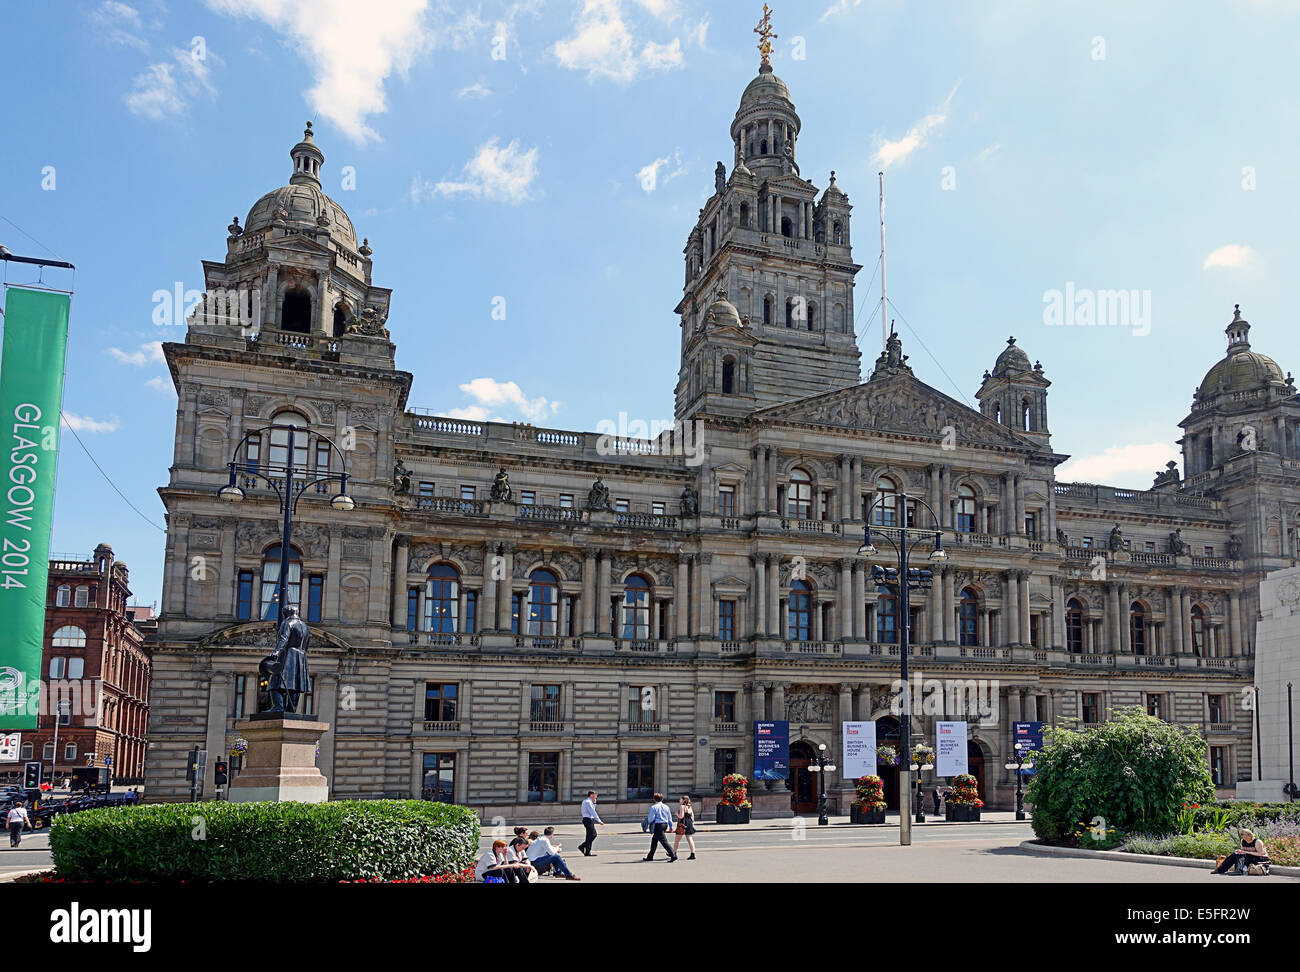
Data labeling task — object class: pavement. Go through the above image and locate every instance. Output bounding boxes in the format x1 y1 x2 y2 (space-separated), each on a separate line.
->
0 831 51 880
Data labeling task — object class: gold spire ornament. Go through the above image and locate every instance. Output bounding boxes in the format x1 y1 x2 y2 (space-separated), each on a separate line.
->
754 4 777 69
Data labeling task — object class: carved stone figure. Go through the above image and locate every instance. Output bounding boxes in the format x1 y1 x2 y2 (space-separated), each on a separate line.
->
261 606 311 714
1152 461 1180 488
1227 535 1242 560
715 161 726 194
1107 524 1124 552
393 458 411 495
489 467 512 501
1056 528 1069 547
680 483 700 516
1167 529 1191 557
587 477 611 511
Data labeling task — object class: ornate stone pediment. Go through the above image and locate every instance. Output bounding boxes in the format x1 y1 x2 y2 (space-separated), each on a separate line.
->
756 373 1035 451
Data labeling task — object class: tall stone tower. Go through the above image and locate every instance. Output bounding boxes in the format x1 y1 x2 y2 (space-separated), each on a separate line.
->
674 12 862 420
975 336 1052 449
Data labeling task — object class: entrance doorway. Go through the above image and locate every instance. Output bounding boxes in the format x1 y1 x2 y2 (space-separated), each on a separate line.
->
967 741 986 800
789 741 817 813
876 716 902 811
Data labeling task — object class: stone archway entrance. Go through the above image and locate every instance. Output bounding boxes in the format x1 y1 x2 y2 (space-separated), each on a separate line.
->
789 740 818 813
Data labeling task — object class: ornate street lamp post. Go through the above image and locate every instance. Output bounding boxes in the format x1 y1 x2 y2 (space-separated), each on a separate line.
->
858 491 945 847
1003 741 1035 820
910 747 935 824
808 742 838 826
218 424 355 624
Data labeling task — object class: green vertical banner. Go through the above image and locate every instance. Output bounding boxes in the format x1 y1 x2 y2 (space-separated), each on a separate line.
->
0 287 70 729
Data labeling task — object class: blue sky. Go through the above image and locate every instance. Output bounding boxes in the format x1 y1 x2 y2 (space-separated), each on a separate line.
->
2 0 1298 608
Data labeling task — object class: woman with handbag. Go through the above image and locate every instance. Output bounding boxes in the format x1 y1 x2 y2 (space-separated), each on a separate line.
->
1213 829 1270 875
671 795 698 860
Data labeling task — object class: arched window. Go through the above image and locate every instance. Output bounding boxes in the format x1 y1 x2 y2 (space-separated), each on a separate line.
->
787 469 812 519
332 302 350 334
739 202 750 228
1066 598 1084 653
993 402 1002 424
833 220 843 244
526 569 559 637
722 358 736 394
785 298 795 328
55 585 70 607
956 485 976 533
260 544 302 619
281 287 312 333
781 216 793 238
1130 602 1146 655
268 411 310 471
1190 604 1206 656
425 564 460 633
787 580 811 641
621 574 652 640
807 302 817 331
763 295 773 326
1022 399 1033 432
959 588 979 646
52 625 86 648
876 587 898 644
873 477 899 526
1202 436 1213 472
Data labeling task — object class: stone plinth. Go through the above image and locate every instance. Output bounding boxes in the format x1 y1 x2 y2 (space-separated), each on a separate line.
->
228 715 330 803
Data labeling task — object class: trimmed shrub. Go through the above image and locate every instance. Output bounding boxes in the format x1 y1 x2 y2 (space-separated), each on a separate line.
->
1027 707 1214 844
50 800 479 883
1192 801 1300 831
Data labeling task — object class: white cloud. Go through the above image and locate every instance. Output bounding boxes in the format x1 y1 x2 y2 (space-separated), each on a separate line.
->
455 377 556 423
636 149 685 192
411 137 540 205
106 342 166 366
686 14 709 48
206 0 430 142
1057 442 1180 488
553 0 685 82
456 81 492 99
61 413 121 434
145 376 175 394
124 46 219 120
873 83 960 170
975 143 1000 162
821 0 864 21
1203 244 1257 270
90 1 149 51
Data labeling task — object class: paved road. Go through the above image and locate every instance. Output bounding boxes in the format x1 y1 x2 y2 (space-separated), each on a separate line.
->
0 831 51 880
485 820 1300 884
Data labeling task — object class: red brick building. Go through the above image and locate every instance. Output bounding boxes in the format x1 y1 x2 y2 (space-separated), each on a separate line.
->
1 544 153 785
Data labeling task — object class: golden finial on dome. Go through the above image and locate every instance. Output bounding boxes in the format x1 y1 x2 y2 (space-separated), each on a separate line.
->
754 4 777 69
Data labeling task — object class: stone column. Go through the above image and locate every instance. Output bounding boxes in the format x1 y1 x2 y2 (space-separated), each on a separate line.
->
852 562 867 640
264 264 279 328
677 555 691 639
579 550 596 634
1051 575 1066 649
1014 474 1025 534
941 567 955 642
1019 571 1032 646
496 545 515 631
1118 582 1132 653
1104 582 1121 653
1168 588 1184 654
768 556 780 637
772 683 786 722
217 519 236 618
766 447 778 513
595 551 610 635
1229 592 1242 656
695 554 713 637
1178 588 1192 654
753 556 767 637
315 673 339 790
204 672 233 794
838 559 853 640
939 466 953 530
1005 571 1020 645
391 536 409 628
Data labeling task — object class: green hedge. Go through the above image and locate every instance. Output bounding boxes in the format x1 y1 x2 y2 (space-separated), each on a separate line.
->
1192 801 1300 830
49 800 479 882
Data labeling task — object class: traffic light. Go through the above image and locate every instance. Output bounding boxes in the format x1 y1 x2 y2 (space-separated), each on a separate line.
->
23 761 41 788
213 760 229 787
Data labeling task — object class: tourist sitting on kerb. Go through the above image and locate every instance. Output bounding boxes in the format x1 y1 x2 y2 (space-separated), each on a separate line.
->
476 840 531 884
1212 829 1270 875
526 827 580 880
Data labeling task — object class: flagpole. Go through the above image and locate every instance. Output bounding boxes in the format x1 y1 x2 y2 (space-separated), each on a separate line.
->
879 171 887 350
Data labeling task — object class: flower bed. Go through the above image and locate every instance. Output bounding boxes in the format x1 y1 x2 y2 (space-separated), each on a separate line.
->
850 775 886 824
1122 818 1300 866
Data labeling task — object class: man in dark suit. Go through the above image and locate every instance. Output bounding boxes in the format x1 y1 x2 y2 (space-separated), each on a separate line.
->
267 606 311 713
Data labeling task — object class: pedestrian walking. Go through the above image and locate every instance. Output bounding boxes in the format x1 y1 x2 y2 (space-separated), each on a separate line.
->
931 786 941 816
6 803 30 847
643 793 678 862
671 795 697 860
578 789 604 856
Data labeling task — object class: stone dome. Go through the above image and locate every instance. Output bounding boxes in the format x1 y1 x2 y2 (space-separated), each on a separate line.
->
705 292 744 329
244 184 357 247
991 336 1032 377
1196 306 1286 399
740 67 793 109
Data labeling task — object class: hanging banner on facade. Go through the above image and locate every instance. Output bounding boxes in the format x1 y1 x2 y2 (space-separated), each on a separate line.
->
0 287 70 729
936 721 969 777
0 733 20 762
1013 721 1044 776
841 721 877 779
753 720 789 780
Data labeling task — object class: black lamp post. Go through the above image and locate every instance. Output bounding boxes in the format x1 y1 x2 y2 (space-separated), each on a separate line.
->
858 491 946 847
910 748 934 824
1004 741 1034 820
809 742 837 826
218 423 355 624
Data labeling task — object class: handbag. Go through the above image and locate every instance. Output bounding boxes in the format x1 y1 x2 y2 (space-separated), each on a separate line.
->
1247 863 1269 876
675 820 687 836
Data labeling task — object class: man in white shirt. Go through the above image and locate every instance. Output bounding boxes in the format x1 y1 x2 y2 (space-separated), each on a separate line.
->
578 789 604 857
643 793 678 862
7 804 30 847
526 826 579 880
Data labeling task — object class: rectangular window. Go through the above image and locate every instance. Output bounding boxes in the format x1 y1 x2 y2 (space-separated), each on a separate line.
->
530 684 561 723
627 686 656 723
56 700 71 726
1025 513 1037 539
626 751 655 801
1208 695 1224 724
43 743 54 760
245 436 261 473
1146 694 1162 719
1081 693 1099 724
718 485 736 516
1204 546 1214 557
714 691 736 722
465 591 477 634
527 752 559 803
511 593 521 634
713 748 737 787
1029 614 1041 648
1145 541 1155 553
460 485 476 501
615 498 630 513
74 587 89 608
1081 537 1093 549
422 752 456 803
652 501 666 516
559 493 574 509
233 674 247 719
520 490 536 505
1209 746 1226 786
718 600 736 640
314 440 330 474
407 587 419 632
49 657 66 679
237 570 255 621
424 682 458 722
306 575 324 623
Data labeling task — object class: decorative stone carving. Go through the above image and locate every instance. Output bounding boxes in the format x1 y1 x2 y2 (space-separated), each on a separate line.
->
490 467 512 501
1227 535 1242 560
680 483 700 516
1107 524 1124 552
294 524 330 559
587 478 611 511
236 520 279 554
393 458 411 495
1167 529 1191 556
785 691 832 723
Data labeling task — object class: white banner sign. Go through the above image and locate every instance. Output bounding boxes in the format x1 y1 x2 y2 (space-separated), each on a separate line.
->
841 721 876 779
0 733 20 762
936 721 968 777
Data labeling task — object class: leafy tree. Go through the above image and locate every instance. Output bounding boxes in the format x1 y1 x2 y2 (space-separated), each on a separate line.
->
1027 707 1214 843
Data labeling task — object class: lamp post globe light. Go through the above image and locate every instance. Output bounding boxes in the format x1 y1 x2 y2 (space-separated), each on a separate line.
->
1004 741 1035 821
220 423 355 623
910 749 935 824
808 741 838 826
857 491 945 847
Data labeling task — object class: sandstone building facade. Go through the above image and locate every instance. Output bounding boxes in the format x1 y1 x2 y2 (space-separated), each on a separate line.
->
146 47 1297 816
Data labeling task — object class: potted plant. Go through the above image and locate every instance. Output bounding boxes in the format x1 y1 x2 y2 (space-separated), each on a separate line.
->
911 745 935 768
948 773 982 821
716 773 752 824
850 775 887 824
876 745 898 767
